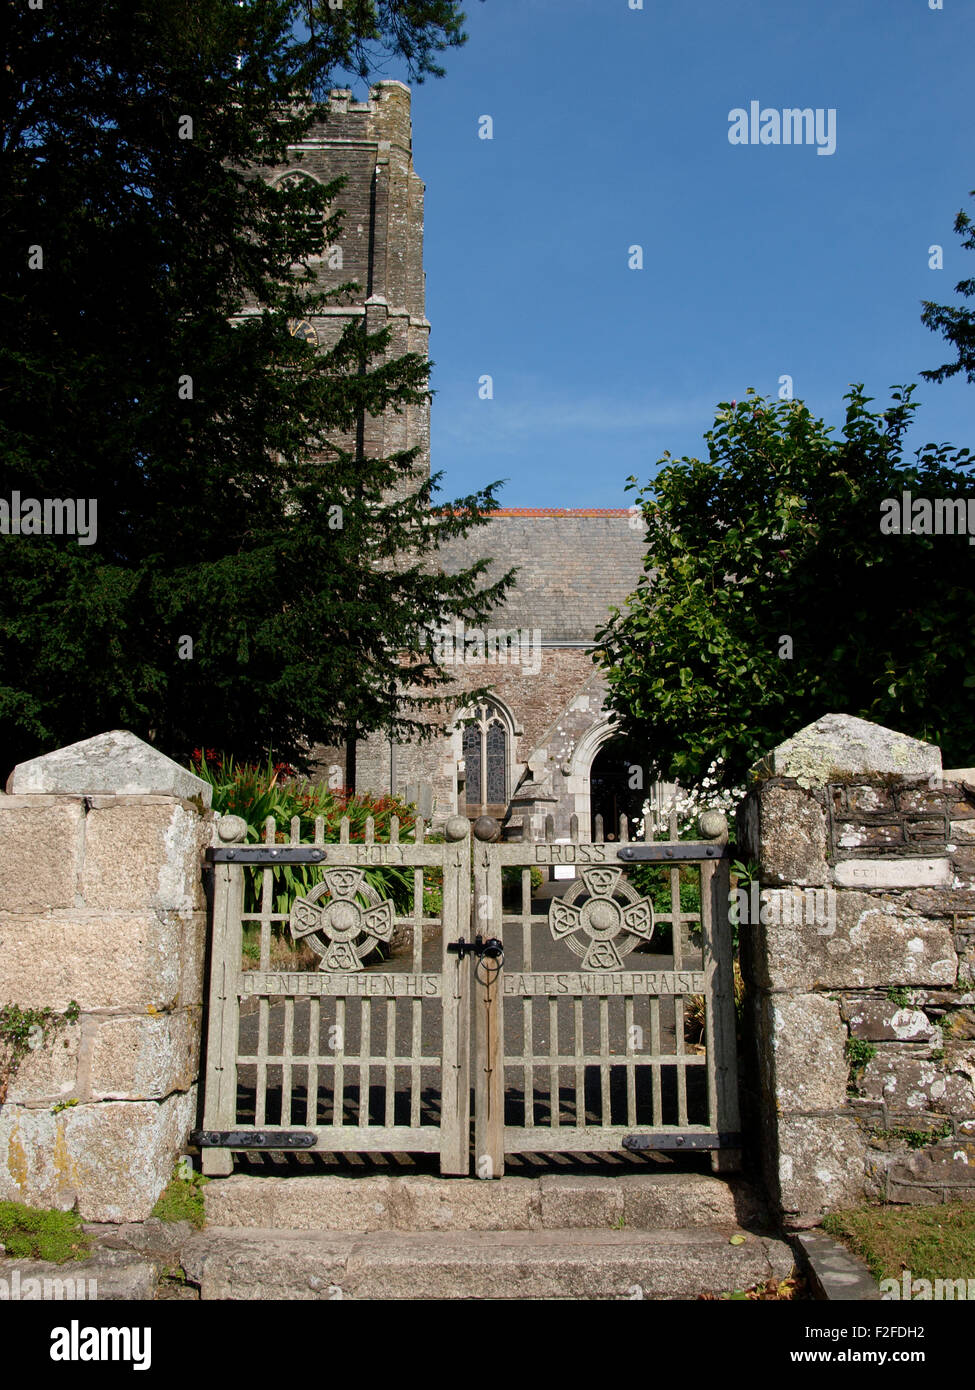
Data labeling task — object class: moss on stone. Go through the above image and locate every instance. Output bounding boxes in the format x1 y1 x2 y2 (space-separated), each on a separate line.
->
0 1199 90 1262
151 1167 208 1230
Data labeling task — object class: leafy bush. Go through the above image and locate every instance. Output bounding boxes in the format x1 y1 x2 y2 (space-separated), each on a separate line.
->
501 865 543 897
597 386 975 790
190 753 438 918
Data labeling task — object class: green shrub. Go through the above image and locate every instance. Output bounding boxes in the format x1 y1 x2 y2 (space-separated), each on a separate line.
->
501 865 543 896
190 753 436 917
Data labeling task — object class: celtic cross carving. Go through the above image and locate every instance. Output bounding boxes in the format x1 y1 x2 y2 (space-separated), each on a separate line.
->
289 869 394 971
548 866 655 971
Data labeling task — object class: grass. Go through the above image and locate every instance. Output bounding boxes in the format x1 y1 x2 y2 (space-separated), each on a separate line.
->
823 1206 975 1285
151 1167 208 1230
0 1200 91 1263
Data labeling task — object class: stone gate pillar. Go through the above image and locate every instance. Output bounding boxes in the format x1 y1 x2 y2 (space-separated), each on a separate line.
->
0 731 212 1221
739 714 975 1227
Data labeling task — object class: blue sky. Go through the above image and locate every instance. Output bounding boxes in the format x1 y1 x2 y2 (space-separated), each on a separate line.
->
359 0 975 508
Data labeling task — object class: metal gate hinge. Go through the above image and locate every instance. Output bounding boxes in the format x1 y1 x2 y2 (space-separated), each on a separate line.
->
206 847 326 864
622 1132 742 1152
191 1129 316 1149
617 843 731 862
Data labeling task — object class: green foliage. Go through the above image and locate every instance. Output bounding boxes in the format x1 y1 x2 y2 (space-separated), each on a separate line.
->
885 987 912 1008
151 1166 208 1230
0 1200 90 1262
898 1121 952 1150
845 1037 877 1091
0 1001 80 1107
921 187 975 385
623 865 701 954
501 865 543 895
628 865 702 917
0 0 514 777
194 753 436 916
594 386 975 791
846 1038 877 1069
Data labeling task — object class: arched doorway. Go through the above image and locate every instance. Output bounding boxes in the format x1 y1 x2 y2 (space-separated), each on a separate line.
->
589 734 652 841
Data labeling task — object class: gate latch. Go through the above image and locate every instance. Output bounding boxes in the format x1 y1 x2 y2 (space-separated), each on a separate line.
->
447 935 504 965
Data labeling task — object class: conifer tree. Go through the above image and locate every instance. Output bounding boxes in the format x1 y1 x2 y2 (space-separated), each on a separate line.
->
0 1 510 774
922 188 975 385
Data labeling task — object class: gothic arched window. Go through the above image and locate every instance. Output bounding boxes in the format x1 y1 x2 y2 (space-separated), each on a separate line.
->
462 700 509 817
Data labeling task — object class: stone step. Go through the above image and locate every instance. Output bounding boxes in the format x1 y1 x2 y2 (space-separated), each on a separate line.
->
181 1225 794 1300
0 1248 160 1301
204 1171 765 1233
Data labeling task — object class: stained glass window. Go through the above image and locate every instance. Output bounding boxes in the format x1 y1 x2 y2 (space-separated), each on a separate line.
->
486 720 506 805
462 702 509 813
462 724 481 806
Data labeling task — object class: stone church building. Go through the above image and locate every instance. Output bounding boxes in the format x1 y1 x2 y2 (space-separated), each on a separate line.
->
280 82 661 838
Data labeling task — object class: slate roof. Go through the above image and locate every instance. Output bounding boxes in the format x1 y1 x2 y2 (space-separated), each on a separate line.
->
436 510 648 643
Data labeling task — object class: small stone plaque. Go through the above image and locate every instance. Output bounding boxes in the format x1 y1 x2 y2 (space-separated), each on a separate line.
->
832 857 952 888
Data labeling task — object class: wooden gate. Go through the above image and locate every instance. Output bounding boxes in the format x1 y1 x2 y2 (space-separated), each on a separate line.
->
470 813 741 1178
198 812 472 1175
198 809 740 1177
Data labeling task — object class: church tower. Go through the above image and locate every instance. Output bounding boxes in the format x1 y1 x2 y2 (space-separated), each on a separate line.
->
275 81 431 486
274 82 433 789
